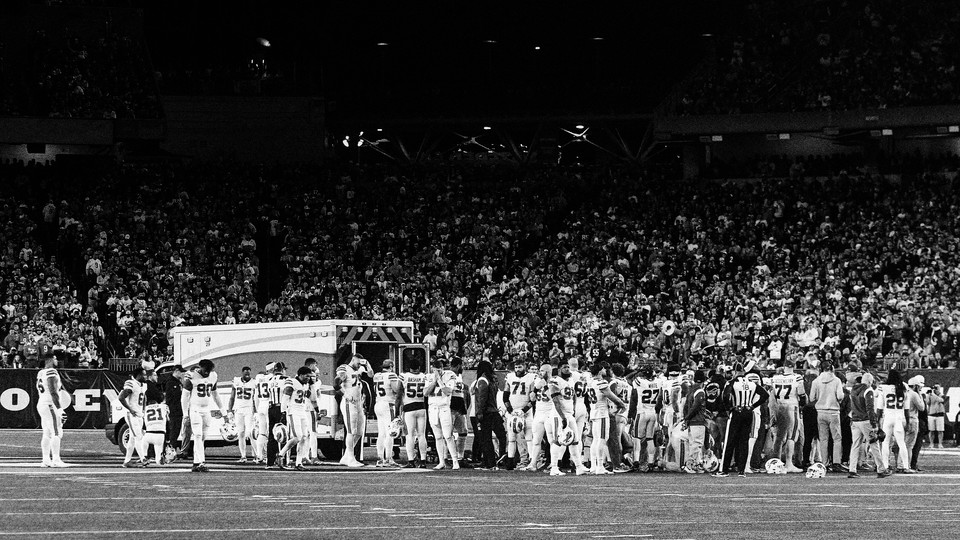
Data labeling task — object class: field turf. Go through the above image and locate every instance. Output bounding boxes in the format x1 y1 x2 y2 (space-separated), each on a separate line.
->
1 430 959 539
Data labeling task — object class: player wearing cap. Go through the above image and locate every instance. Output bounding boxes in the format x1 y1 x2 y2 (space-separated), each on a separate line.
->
118 368 148 468
400 356 428 468
278 367 317 471
586 362 626 474
373 359 402 467
425 359 461 470
928 385 946 449
904 376 926 472
182 359 226 473
335 354 373 467
809 362 846 472
629 365 661 472
503 360 536 469
228 366 259 463
546 362 588 476
36 353 67 467
771 361 806 473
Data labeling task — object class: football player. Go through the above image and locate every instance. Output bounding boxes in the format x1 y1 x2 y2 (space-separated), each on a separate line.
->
525 363 554 472
630 366 661 472
400 357 428 468
770 361 806 472
373 359 402 467
182 359 226 473
335 354 373 467
118 368 148 468
878 369 913 474
449 357 470 463
265 362 289 467
252 364 272 465
36 353 67 467
304 358 323 465
278 367 316 470
567 358 590 468
546 362 588 476
142 384 169 465
425 359 460 470
228 366 259 463
609 363 633 472
503 359 536 469
587 361 627 474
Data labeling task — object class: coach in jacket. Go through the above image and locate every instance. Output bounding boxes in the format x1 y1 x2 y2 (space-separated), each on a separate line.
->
809 362 846 472
474 360 506 469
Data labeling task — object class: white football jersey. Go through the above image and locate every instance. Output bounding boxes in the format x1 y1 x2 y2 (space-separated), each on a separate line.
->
144 403 168 432
632 378 660 413
549 376 576 416
232 377 257 411
188 371 218 412
123 378 146 415
36 368 63 407
284 377 308 412
587 377 611 420
504 372 536 409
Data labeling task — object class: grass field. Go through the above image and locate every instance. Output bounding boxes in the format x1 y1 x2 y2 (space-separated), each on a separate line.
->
1 430 959 539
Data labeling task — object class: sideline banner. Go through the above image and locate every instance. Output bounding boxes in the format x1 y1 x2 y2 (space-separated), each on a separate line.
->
0 369 127 429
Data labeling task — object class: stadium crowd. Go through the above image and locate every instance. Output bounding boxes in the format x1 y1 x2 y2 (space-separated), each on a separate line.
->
3 153 960 377
678 0 960 115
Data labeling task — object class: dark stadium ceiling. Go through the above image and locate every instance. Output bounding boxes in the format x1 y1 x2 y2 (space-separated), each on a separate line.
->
138 0 726 119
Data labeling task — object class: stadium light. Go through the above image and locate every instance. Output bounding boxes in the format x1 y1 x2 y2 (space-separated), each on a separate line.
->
483 126 492 131
376 128 383 132
484 40 497 44
534 46 541 50
592 37 604 41
257 38 271 48
377 42 389 47
575 124 585 130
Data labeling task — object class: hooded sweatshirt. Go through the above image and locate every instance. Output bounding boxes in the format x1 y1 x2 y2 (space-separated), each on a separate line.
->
809 370 844 412
849 383 878 423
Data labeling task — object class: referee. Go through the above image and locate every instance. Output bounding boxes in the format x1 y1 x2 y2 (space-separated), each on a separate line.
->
266 362 288 467
715 364 769 478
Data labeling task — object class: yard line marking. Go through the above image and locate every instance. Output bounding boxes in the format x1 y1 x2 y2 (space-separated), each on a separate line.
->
591 536 651 539
556 531 611 535
417 516 475 520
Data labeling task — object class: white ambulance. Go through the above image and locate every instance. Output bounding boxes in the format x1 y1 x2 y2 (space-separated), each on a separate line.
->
105 319 427 459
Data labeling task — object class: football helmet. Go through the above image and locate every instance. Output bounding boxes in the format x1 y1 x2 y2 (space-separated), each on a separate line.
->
387 417 404 439
509 412 526 434
556 426 576 446
220 420 239 442
702 451 720 473
271 423 288 446
765 458 786 475
805 462 827 479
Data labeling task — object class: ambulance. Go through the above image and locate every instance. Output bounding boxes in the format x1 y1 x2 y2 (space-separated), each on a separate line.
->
105 319 428 459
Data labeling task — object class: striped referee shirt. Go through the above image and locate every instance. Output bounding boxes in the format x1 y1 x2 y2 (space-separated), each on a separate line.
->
725 377 769 411
268 374 288 406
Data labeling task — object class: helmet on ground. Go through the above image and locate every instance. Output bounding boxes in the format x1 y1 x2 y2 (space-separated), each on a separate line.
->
556 426 576 446
220 420 239 442
765 458 786 475
702 451 720 473
509 413 526 434
271 423 288 446
388 417 404 439
805 462 827 479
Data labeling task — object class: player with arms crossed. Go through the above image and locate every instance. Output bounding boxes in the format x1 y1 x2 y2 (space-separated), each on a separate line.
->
277 367 317 470
503 359 536 469
587 361 627 474
400 357 429 468
181 359 226 473
546 362 588 476
425 359 461 470
335 354 373 467
629 366 661 472
228 366 260 463
373 359 402 467
770 361 806 472
118 368 148 467
36 354 67 467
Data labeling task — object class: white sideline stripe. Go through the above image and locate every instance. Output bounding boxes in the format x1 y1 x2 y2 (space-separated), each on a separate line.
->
556 531 612 535
0 524 512 536
591 536 651 539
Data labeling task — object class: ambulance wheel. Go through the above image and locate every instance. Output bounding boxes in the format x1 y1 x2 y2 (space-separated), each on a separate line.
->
318 439 343 460
117 423 131 456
